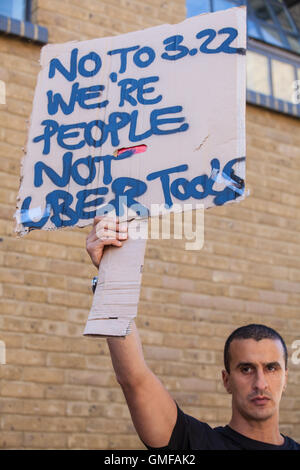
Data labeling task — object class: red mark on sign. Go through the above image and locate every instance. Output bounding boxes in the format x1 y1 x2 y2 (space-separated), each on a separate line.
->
115 144 147 157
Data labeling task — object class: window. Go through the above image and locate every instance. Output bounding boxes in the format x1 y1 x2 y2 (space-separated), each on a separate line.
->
0 0 28 21
187 0 300 54
272 57 296 100
286 1 300 32
246 50 270 94
247 43 299 109
248 0 300 53
0 0 48 44
186 0 300 116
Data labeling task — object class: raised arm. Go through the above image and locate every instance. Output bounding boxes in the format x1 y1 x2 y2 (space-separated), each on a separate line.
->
86 216 177 448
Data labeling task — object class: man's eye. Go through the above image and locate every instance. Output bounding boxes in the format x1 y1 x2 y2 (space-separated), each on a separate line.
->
267 365 277 372
241 367 252 373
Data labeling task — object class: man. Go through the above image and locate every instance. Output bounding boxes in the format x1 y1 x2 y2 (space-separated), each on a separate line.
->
86 216 300 450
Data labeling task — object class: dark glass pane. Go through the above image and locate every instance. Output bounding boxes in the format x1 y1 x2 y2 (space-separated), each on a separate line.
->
287 2 300 32
247 17 261 39
248 0 273 24
287 34 300 53
259 23 284 47
186 0 211 17
0 0 26 21
271 2 295 31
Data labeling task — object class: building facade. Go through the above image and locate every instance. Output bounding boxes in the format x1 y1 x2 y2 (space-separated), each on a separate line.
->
0 0 299 449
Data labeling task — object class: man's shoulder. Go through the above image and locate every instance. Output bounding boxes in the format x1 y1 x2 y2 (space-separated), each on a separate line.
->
214 425 300 450
283 435 300 450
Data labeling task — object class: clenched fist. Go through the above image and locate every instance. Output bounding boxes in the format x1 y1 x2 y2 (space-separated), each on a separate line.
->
86 216 128 269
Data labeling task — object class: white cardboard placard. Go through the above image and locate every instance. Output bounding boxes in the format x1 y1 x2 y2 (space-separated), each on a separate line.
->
15 6 247 235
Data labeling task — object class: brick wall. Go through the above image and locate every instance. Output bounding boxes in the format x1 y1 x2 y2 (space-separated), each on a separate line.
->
0 0 299 449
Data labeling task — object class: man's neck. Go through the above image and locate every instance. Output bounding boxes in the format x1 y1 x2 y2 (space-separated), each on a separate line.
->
228 414 284 446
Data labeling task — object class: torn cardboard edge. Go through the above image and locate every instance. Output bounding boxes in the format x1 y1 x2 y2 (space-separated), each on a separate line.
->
83 317 134 337
83 218 148 337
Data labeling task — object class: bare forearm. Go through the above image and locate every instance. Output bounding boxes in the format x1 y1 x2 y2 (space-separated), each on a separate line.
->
107 320 177 447
107 321 149 386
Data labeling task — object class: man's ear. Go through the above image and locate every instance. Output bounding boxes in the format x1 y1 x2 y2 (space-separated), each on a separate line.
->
222 369 232 394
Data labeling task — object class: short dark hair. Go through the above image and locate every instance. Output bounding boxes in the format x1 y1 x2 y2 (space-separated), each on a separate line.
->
224 324 288 373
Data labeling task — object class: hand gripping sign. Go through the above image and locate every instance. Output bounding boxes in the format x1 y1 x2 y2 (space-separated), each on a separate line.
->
15 7 247 336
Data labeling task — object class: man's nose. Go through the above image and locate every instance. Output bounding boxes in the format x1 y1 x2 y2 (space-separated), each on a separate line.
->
253 369 268 393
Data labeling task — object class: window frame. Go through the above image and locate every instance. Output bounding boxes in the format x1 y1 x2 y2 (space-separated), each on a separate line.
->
186 0 300 117
247 38 300 116
0 0 29 22
190 0 300 54
246 0 300 53
25 0 32 22
0 0 48 44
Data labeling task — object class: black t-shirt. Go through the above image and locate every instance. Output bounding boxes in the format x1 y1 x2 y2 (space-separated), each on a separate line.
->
145 403 300 451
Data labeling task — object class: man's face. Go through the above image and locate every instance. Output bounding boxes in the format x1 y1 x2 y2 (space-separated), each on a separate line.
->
222 338 288 422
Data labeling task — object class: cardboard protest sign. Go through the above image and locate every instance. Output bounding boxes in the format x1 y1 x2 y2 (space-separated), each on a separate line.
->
15 7 247 336
15 6 247 235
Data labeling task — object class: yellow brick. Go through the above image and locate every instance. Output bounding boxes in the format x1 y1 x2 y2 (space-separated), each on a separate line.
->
67 433 109 449
0 432 23 449
86 417 134 434
46 352 86 369
23 367 64 384
6 97 33 117
2 284 47 303
0 365 23 380
0 156 21 175
0 381 45 398
24 432 68 449
107 434 143 450
3 415 85 432
45 384 88 401
7 349 46 366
